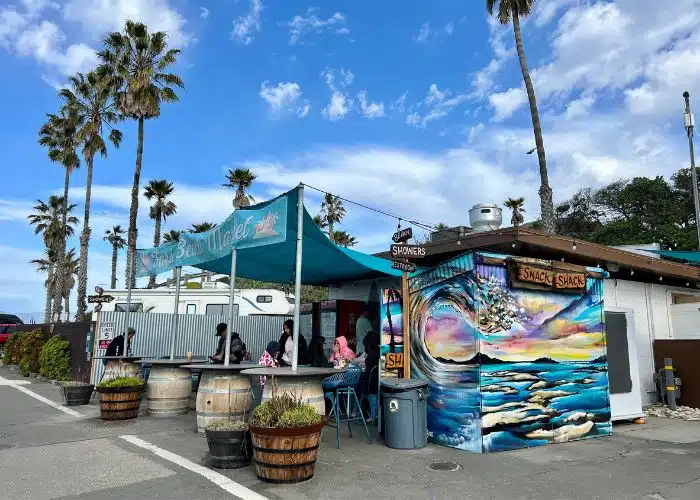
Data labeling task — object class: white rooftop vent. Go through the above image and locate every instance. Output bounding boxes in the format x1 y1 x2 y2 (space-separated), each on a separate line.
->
469 204 502 232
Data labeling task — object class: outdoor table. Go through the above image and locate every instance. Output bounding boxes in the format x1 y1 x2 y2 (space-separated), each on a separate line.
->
241 366 344 415
134 359 204 417
94 356 142 382
180 363 257 435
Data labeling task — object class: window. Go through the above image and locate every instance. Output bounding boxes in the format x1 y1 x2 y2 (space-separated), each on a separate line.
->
286 297 295 304
256 295 273 303
186 304 196 315
205 304 239 316
115 303 143 312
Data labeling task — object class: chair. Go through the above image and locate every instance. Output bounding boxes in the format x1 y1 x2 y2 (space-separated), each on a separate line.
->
323 365 372 448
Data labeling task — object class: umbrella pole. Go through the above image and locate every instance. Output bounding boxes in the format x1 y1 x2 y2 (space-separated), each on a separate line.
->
291 184 304 372
169 266 182 360
224 249 237 366
123 252 135 360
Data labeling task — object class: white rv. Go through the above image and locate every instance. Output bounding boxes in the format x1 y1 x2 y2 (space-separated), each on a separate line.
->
99 281 295 316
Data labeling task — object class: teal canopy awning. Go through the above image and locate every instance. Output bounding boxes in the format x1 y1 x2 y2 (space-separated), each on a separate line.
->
136 186 410 285
646 250 700 265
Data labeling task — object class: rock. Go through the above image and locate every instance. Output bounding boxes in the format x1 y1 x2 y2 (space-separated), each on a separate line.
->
644 404 700 421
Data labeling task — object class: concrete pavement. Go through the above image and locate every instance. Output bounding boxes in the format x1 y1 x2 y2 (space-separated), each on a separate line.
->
2 364 700 499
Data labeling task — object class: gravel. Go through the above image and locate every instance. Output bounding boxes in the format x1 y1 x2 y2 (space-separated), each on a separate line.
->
644 404 700 421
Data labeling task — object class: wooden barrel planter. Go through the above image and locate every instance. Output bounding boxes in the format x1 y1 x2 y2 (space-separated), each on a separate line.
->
146 366 192 417
260 377 326 415
195 371 252 435
250 420 326 484
205 429 253 469
97 385 145 421
62 383 94 406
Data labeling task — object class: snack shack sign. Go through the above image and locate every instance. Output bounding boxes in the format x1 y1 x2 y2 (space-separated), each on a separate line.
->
511 263 586 292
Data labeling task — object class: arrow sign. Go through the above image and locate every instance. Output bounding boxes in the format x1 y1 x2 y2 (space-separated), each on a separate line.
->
88 294 115 304
392 227 413 243
390 244 426 259
392 260 416 273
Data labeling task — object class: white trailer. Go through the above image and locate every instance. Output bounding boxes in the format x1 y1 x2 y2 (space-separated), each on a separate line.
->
99 281 295 316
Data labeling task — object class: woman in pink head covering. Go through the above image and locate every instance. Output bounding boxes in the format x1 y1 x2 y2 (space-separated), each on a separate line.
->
330 336 356 368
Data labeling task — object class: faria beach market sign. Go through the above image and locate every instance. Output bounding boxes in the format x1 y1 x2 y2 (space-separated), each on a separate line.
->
135 195 288 277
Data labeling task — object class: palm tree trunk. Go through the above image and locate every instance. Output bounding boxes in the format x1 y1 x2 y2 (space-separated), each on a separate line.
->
126 116 145 289
512 13 555 234
110 246 118 289
64 287 70 322
76 155 94 321
147 207 162 288
53 168 71 322
328 221 334 242
44 264 54 323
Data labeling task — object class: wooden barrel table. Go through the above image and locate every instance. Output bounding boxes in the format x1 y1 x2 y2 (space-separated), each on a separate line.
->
99 356 142 381
180 364 255 436
241 366 343 415
139 360 193 417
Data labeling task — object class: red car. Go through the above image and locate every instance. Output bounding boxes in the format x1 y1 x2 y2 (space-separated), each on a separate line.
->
0 314 24 356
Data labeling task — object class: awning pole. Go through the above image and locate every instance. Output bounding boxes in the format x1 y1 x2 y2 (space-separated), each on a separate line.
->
169 266 182 360
123 251 135 360
291 184 304 372
224 249 237 366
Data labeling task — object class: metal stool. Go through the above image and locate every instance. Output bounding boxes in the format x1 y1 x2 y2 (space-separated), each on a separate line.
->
323 365 372 448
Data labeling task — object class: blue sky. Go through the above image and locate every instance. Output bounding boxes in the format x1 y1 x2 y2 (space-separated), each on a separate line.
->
2 0 700 316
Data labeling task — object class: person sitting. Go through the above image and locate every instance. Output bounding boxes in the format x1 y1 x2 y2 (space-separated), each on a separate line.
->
258 341 280 387
277 320 293 367
308 336 332 368
330 336 356 368
210 328 244 364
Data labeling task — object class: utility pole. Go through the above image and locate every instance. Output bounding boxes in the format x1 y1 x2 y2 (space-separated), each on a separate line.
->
683 91 700 250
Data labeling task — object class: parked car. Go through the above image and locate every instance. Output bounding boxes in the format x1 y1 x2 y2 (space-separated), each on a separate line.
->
0 314 23 358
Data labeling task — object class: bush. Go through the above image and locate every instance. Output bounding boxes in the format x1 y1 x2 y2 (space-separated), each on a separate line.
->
39 336 72 381
206 419 248 432
250 392 322 428
2 332 24 365
18 330 45 376
97 376 145 389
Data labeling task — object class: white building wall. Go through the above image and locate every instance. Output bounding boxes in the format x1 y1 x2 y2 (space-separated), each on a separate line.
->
671 304 700 339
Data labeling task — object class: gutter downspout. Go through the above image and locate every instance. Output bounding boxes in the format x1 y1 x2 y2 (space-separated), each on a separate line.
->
645 283 657 395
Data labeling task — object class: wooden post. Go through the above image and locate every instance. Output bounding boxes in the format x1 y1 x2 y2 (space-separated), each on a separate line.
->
402 269 410 379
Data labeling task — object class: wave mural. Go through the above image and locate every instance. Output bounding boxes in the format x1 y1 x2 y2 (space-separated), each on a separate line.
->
391 252 611 453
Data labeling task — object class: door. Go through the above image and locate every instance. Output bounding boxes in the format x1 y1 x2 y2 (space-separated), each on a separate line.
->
605 310 644 420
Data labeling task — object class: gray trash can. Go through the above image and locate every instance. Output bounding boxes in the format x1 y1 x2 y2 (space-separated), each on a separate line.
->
381 379 428 449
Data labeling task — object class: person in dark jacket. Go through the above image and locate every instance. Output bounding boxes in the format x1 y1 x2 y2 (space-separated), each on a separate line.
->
308 336 332 368
105 328 135 357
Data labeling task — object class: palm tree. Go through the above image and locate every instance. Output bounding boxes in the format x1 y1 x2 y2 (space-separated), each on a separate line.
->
190 222 216 233
27 196 79 252
504 197 526 227
319 193 346 241
104 225 126 289
31 248 78 322
60 71 123 320
487 0 555 233
333 230 357 247
435 222 449 231
144 180 177 288
313 214 327 230
98 20 184 288
39 108 82 321
30 249 58 323
61 248 79 321
222 168 256 208
163 229 181 243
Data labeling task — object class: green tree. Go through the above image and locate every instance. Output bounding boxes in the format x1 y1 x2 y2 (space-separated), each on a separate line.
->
30 249 58 324
554 189 603 239
332 230 357 247
163 230 181 243
190 222 216 233
104 225 126 289
38 108 82 321
98 20 184 288
223 168 256 208
144 180 177 288
487 0 555 233
319 193 346 241
60 71 123 320
504 197 526 227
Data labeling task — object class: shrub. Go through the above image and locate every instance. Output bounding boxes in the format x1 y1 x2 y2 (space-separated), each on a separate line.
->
206 419 248 432
97 376 145 389
39 335 72 381
2 332 24 365
18 330 45 376
250 392 321 428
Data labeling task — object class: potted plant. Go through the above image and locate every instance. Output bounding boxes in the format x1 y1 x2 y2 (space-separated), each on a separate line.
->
59 367 94 406
249 389 326 484
205 419 252 469
96 376 146 420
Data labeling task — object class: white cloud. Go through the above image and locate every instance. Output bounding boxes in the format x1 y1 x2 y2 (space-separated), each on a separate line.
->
391 92 408 113
259 81 302 112
286 8 348 45
565 94 596 120
413 22 431 43
231 0 262 45
200 7 209 20
296 102 310 118
470 17 515 99
340 68 354 87
426 83 449 105
322 91 349 121
406 84 468 128
444 22 454 36
489 87 527 122
356 91 384 119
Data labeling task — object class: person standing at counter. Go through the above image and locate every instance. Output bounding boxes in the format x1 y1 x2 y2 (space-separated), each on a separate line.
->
354 304 373 355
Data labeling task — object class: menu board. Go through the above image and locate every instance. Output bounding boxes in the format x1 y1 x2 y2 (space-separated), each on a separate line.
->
320 310 337 355
299 311 313 340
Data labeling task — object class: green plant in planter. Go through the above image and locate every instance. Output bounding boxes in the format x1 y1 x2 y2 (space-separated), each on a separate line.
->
18 330 45 376
97 376 145 389
39 335 72 381
250 393 323 428
206 419 249 432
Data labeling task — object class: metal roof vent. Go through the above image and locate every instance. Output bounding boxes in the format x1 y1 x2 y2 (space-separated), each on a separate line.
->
469 204 502 232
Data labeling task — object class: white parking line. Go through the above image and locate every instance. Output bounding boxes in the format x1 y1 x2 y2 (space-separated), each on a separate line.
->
120 435 269 500
0 375 82 417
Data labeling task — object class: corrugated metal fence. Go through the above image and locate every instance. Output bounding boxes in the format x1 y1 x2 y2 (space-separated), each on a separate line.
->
92 312 290 384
